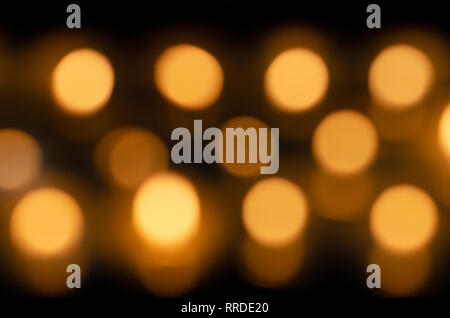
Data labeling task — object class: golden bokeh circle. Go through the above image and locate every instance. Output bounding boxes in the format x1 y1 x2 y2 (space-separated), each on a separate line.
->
242 177 308 247
10 187 84 257
52 48 114 116
154 44 223 110
438 102 450 161
312 110 378 175
370 184 438 253
369 44 433 109
265 47 328 112
132 172 201 248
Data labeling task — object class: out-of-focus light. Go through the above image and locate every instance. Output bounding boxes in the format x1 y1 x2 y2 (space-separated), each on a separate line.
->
133 172 201 248
220 116 273 177
52 48 114 116
370 184 438 254
154 44 223 110
107 128 168 189
0 129 41 190
311 170 374 222
369 246 431 296
265 47 328 113
242 178 308 247
312 110 378 176
369 44 433 109
10 187 84 257
438 102 450 161
242 238 304 288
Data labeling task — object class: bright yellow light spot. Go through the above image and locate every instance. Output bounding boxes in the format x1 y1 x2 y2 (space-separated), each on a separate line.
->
370 185 438 254
154 44 223 110
133 172 201 248
243 178 308 247
10 187 84 257
0 129 41 190
108 128 168 188
52 48 114 116
313 110 378 175
369 44 433 109
438 103 450 161
265 47 328 113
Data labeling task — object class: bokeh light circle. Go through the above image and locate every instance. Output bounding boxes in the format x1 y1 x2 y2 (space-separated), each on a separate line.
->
10 187 84 257
312 110 378 175
133 172 201 248
438 103 450 161
52 48 114 115
370 184 438 254
108 128 168 188
265 47 329 112
154 44 223 110
369 44 433 109
242 178 308 247
0 129 41 190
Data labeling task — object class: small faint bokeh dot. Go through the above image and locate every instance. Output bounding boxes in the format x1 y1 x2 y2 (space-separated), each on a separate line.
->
313 110 378 176
438 102 450 161
52 48 114 116
154 44 224 110
265 47 328 113
133 172 201 248
10 187 84 257
242 178 308 247
108 128 168 189
369 44 433 109
0 129 41 190
370 184 438 254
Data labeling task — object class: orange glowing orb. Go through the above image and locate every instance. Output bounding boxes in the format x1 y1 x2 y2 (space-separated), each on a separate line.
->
154 44 223 110
438 103 450 161
10 187 84 257
242 178 308 247
370 184 438 253
0 129 41 190
52 48 114 116
369 44 433 109
265 47 328 113
133 172 201 248
313 110 378 175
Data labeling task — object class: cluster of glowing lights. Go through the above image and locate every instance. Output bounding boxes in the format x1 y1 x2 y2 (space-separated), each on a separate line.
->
10 187 84 257
265 47 329 113
52 48 115 116
132 172 201 248
242 177 308 247
154 44 224 110
370 184 438 254
0 129 42 190
369 44 433 109
438 103 450 161
0 37 445 296
312 110 378 176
